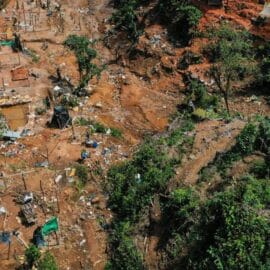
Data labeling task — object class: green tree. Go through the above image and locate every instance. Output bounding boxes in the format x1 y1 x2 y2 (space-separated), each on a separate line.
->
158 0 202 45
64 35 103 89
25 245 41 268
207 23 257 115
112 0 142 42
37 251 58 270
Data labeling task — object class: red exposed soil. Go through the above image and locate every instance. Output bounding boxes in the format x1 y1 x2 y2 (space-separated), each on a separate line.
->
0 0 269 269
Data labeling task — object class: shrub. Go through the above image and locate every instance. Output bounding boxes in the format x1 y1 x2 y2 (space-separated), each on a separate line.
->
112 1 142 41
158 1 202 45
75 164 88 185
108 140 175 221
250 159 269 179
110 127 122 138
106 222 145 270
37 251 58 270
235 123 258 155
185 79 219 111
25 245 41 267
64 35 103 89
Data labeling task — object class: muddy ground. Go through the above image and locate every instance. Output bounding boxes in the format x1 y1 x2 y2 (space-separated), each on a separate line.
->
0 0 269 269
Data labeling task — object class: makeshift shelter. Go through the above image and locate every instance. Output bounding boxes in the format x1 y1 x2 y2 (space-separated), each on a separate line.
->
260 2 270 18
33 227 46 247
41 217 59 237
49 106 71 129
2 130 21 141
21 202 37 225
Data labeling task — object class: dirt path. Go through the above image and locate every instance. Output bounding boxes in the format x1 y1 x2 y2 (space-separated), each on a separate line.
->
170 119 245 189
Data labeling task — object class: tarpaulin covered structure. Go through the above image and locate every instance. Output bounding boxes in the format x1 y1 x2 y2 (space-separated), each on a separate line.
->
41 217 59 236
49 106 71 129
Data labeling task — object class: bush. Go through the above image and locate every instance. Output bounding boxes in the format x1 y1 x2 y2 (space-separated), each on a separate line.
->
64 35 103 88
108 140 175 221
235 123 258 155
60 94 79 108
25 245 41 267
75 164 88 185
110 127 123 138
185 79 219 111
106 222 145 270
158 1 202 45
162 178 270 269
250 159 269 179
166 118 194 146
112 1 142 41
37 251 58 270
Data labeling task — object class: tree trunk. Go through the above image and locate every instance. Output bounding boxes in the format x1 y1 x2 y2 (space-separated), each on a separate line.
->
223 91 230 116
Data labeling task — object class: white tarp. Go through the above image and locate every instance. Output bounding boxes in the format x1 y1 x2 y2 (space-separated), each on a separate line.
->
260 3 270 18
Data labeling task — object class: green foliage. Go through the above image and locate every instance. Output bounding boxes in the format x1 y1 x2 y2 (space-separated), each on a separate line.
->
250 159 269 179
64 35 103 88
166 118 194 146
25 245 41 267
108 140 175 221
75 164 88 185
255 117 270 154
235 123 258 155
158 0 202 45
112 1 142 41
60 94 79 108
195 189 269 270
0 113 7 139
166 187 199 230
75 117 92 126
201 118 270 180
239 175 270 209
187 79 219 110
106 222 145 270
75 118 123 138
110 127 123 138
205 23 253 62
162 176 270 269
37 251 58 270
256 42 270 88
27 48 40 63
205 23 256 114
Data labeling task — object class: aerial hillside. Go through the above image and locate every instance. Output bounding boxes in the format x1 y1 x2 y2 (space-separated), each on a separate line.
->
0 0 269 269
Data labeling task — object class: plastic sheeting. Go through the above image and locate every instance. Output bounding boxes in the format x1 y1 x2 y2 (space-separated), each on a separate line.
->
41 217 59 236
260 3 270 18
0 231 11 244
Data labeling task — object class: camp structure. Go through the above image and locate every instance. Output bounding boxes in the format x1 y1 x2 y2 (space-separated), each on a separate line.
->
49 106 71 129
260 2 270 18
41 217 59 237
208 0 223 6
11 67 29 82
20 202 37 225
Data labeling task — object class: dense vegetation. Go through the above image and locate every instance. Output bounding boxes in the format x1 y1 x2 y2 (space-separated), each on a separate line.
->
111 0 201 44
105 2 270 270
162 118 270 269
106 118 195 269
106 116 270 269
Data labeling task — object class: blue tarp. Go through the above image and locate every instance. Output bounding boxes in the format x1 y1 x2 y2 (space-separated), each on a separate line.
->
0 232 11 244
